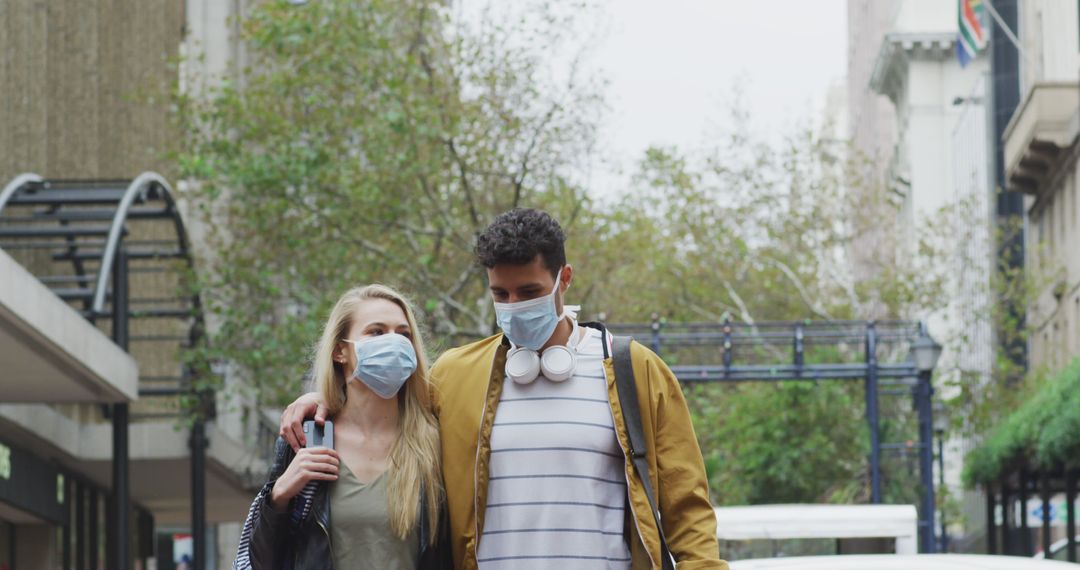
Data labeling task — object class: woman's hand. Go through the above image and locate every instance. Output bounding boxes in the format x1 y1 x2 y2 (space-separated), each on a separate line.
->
280 392 329 451
269 447 340 511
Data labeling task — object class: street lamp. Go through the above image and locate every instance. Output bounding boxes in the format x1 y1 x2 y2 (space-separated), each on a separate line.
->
911 329 943 373
910 324 942 553
934 400 949 553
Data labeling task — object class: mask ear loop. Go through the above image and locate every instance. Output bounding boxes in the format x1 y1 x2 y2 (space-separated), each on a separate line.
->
339 338 361 384
340 337 375 382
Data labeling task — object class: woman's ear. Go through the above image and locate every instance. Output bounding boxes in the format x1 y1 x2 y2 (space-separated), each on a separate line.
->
333 341 349 365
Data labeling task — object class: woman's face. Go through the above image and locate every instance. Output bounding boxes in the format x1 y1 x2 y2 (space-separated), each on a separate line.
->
334 298 413 374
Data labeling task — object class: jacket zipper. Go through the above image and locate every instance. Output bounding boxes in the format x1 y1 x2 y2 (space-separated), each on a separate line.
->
605 352 657 570
317 518 334 562
473 348 500 565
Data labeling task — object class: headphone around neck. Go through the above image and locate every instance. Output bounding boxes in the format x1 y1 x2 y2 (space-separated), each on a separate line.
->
505 319 582 385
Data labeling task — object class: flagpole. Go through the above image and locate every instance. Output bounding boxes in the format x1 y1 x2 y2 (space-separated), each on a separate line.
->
981 0 1033 66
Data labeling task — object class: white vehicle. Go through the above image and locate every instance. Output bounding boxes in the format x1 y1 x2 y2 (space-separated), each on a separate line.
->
1034 535 1080 561
715 504 920 556
729 554 1078 569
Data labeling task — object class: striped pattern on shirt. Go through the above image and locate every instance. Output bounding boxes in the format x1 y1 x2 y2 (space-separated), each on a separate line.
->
477 325 632 569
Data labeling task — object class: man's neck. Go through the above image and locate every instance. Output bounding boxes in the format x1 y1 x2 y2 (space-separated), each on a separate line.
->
541 316 574 352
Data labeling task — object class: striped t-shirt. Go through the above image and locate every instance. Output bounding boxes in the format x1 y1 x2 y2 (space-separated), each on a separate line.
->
477 325 632 568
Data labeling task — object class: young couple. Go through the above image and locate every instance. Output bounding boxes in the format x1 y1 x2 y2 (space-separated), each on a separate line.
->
235 208 727 569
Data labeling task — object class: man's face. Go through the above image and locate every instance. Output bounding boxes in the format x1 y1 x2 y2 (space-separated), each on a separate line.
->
487 255 571 309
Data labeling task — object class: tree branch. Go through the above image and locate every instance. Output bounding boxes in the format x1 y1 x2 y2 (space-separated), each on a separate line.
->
762 256 836 321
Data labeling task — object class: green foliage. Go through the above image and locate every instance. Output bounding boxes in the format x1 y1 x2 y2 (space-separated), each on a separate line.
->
584 129 954 505
178 0 606 404
692 381 867 505
963 358 1080 487
178 0 966 506
588 127 950 326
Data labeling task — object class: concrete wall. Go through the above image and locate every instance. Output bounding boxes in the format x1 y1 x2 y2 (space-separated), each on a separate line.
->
891 0 953 33
0 0 183 182
1019 0 1080 92
1028 157 1080 373
845 0 901 303
14 524 55 569
182 0 251 98
847 0 899 168
217 521 241 569
900 57 989 224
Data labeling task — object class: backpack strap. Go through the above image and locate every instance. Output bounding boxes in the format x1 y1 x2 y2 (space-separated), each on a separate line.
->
613 335 675 570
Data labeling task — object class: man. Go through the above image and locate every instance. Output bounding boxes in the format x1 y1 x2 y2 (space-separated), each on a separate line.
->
279 208 726 569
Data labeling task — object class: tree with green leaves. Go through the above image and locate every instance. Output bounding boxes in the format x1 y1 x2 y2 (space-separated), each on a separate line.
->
583 116 951 506
179 0 607 405
179 0 1025 511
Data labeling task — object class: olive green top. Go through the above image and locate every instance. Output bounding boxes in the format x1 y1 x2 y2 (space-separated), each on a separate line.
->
328 462 418 570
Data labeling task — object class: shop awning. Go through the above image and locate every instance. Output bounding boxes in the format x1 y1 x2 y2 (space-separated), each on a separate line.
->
0 248 138 402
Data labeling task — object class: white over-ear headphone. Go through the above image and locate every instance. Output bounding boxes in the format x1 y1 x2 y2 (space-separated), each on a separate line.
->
505 319 580 385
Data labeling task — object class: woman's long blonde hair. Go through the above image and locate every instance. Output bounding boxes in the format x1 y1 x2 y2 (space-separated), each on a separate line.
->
311 284 442 542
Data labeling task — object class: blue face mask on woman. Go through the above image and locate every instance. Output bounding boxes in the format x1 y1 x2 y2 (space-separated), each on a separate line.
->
343 333 417 398
493 271 564 351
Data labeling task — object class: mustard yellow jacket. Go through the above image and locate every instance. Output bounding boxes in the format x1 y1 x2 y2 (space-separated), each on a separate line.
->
429 332 728 570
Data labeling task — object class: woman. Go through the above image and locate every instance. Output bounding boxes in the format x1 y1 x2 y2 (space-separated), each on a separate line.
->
234 284 447 569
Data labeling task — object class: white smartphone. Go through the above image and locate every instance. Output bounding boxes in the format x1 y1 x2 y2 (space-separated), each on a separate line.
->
303 420 334 449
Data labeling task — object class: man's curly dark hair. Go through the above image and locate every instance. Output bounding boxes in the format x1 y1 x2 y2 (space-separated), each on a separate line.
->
474 208 566 277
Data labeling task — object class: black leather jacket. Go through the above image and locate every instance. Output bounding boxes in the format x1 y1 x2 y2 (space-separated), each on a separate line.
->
234 437 450 570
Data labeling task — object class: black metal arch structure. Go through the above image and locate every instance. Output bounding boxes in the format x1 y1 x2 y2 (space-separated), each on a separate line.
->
0 173 209 570
608 318 942 553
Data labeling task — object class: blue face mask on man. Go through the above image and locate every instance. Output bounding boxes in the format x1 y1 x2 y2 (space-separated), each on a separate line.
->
493 269 564 351
343 333 417 398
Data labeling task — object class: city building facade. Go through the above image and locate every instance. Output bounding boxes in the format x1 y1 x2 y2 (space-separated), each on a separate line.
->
848 0 995 550
1003 0 1080 373
0 1 264 568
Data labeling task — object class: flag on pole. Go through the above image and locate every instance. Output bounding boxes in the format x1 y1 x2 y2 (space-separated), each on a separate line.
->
957 0 987 67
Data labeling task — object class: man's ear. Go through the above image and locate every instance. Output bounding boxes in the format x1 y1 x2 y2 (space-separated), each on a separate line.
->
560 264 573 293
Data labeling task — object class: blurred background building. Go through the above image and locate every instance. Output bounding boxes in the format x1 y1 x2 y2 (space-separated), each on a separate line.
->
0 1 264 568
848 0 994 549
845 0 1080 555
1005 0 1080 373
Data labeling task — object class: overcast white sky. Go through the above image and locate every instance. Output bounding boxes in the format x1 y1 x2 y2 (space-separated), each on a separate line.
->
584 0 849 195
458 0 849 196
